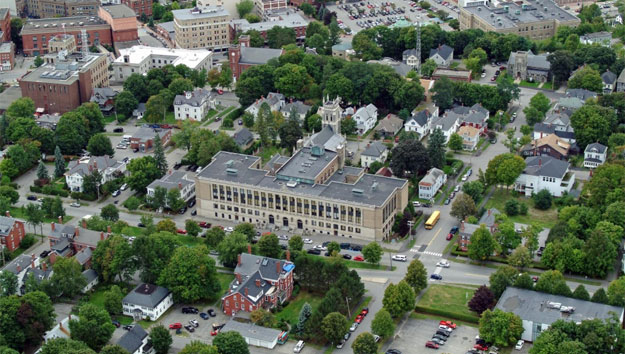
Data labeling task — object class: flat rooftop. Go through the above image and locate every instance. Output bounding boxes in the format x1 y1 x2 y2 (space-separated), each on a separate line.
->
21 16 108 34
197 151 407 207
21 53 104 85
173 6 230 21
236 12 308 32
114 45 211 68
100 4 136 18
462 0 579 29
276 147 338 183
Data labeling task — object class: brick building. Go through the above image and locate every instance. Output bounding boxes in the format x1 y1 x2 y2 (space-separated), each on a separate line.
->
20 50 109 114
228 35 283 80
98 4 139 43
121 0 151 17
228 9 307 45
222 251 295 315
0 8 10 42
0 42 14 71
0 215 26 252
22 0 99 18
20 16 112 57
173 6 230 51
130 127 172 151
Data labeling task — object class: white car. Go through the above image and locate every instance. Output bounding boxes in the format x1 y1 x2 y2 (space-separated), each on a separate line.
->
481 72 486 78
120 183 128 191
313 245 327 251
189 319 199 327
303 238 313 244
438 325 452 332
349 322 358 332
224 227 234 233
437 260 450 268
392 255 407 262
70 202 81 208
112 190 121 197
278 234 289 240
454 185 460 192
515 340 524 350
461 175 468 182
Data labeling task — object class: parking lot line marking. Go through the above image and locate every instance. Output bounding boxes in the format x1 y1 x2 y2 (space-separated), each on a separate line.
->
427 227 442 247
465 273 488 278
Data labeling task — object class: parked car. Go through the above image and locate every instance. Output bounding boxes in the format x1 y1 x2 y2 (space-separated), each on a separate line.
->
392 255 407 262
440 320 456 329
123 325 134 330
177 229 187 234
278 234 289 240
224 226 234 233
474 344 489 351
515 340 524 350
336 339 346 349
294 340 305 353
349 322 359 332
27 195 37 201
189 319 199 328
199 222 211 228
40 250 51 258
353 255 364 262
355 314 364 323
200 312 209 320
182 307 199 314
307 249 321 255
435 330 450 338
169 323 182 329
450 226 459 234
444 199 450 205
360 308 369 316
446 233 454 241
113 127 124 133
342 254 352 260
430 338 445 346
112 190 120 197
207 308 216 317
303 238 313 244
385 350 402 354
70 202 81 207
430 274 443 280
184 325 195 332
351 244 363 251
340 242 351 249
112 320 121 328
425 341 439 349
173 163 182 170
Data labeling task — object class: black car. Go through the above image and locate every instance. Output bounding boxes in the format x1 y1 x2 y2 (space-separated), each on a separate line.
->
184 325 195 333
435 330 450 337
112 320 121 328
113 128 124 133
324 251 331 256
280 244 287 250
173 163 182 170
322 241 330 247
188 199 196 208
342 254 352 260
27 195 37 201
475 338 486 345
430 274 443 280
350 244 362 252
307 249 321 255
208 309 216 317
386 350 402 354
191 210 197 216
138 222 145 228
537 246 545 256
450 226 459 234
39 250 51 258
432 334 447 341
340 243 351 250
123 325 134 331
179 207 187 214
182 307 199 314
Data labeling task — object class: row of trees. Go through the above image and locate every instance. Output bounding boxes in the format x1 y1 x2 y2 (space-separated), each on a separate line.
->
431 76 520 114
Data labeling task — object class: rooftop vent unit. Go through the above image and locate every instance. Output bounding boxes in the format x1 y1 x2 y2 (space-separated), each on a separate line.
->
371 181 378 191
225 159 234 168
261 258 268 266
226 168 238 175
286 181 298 188
352 188 364 195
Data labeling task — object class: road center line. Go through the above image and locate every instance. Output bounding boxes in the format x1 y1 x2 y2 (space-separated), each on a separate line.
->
427 227 442 248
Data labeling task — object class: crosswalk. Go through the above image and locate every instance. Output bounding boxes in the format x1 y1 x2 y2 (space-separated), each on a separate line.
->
409 248 443 258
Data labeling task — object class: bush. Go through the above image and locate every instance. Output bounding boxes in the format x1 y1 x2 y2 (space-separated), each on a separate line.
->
222 117 234 128
532 189 552 210
20 234 36 249
123 196 142 210
30 185 42 193
505 199 519 216
467 215 478 224
414 305 479 323
518 203 528 215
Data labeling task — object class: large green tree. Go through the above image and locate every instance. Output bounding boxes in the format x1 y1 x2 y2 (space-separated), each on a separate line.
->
134 231 181 283
150 325 172 354
47 257 86 299
371 309 395 338
321 312 349 344
362 242 383 265
39 338 95 354
92 234 135 283
126 156 163 193
427 128 446 169
468 225 498 261
479 309 524 347
213 331 250 354
570 104 617 148
404 259 427 293
218 232 249 268
390 137 431 178
351 332 378 354
70 304 115 351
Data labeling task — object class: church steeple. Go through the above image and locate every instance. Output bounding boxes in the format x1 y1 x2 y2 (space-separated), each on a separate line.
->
319 95 342 134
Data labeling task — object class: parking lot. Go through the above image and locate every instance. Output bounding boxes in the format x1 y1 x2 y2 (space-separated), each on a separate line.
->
386 318 480 354
329 0 459 34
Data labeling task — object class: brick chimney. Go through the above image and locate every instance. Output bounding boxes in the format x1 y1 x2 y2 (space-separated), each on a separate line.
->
94 161 97 169
244 287 249 296
276 261 281 273
42 262 47 271
31 254 35 269
51 222 55 232
107 225 111 233
100 232 104 240
58 216 63 224
178 182 182 189
247 244 251 254
88 165 93 172
49 252 57 264
236 272 241 283
82 219 87 228
255 278 261 287
237 254 241 266
5 210 9 217
460 220 465 231
488 209 491 216
286 250 290 262
75 227 80 237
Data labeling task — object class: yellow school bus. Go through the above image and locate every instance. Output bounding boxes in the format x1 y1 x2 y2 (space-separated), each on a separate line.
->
425 211 441 230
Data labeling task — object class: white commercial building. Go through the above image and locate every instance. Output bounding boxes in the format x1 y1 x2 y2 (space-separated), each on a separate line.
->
112 46 213 81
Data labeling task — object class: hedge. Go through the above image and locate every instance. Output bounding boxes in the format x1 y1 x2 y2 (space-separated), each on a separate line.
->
30 185 69 197
414 306 480 324
451 244 549 270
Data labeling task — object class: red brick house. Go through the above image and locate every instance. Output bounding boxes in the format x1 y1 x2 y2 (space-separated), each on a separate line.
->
228 35 284 80
222 250 295 316
0 8 10 42
130 127 172 152
0 214 25 252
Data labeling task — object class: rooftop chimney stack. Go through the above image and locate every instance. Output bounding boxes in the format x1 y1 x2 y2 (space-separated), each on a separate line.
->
5 211 9 217
82 219 87 228
286 250 290 262
75 227 80 237
247 244 251 254
237 254 241 266
58 216 63 224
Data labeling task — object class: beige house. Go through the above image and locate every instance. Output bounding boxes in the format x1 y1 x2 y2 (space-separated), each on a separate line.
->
458 125 479 151
173 6 231 51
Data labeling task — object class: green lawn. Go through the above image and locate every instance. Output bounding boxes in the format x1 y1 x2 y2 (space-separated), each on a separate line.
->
519 80 540 88
9 206 73 224
484 189 558 229
275 291 324 325
416 284 478 321
542 82 556 90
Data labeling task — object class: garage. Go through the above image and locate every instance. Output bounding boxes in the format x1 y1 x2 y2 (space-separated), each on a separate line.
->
221 319 282 349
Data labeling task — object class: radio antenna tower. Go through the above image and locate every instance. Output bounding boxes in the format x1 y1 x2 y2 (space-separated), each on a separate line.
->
415 21 421 73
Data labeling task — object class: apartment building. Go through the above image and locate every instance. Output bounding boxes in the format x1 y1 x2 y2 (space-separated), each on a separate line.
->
19 50 109 114
112 45 212 81
0 8 10 42
98 4 138 43
255 0 287 19
120 0 151 17
20 16 112 57
173 6 230 51
23 0 99 18
459 0 580 40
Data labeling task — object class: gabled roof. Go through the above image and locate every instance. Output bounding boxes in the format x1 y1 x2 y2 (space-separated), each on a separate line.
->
174 88 213 107
22 267 52 286
234 253 293 282
66 156 122 178
565 88 597 101
478 208 501 228
123 283 171 308
362 141 387 157
353 104 377 122
431 114 457 132
51 237 72 257
544 112 570 126
450 103 489 124
0 216 17 237
2 255 34 275
419 168 445 186
74 247 92 265
280 101 312 117
147 171 194 192
221 320 282 343
407 110 431 127
240 46 283 65
132 127 170 143
508 51 551 70
82 269 98 283
118 325 149 354
306 125 346 152
618 68 625 84
429 44 453 60
375 114 403 134
234 128 254 147
458 125 479 138
521 133 570 156
602 70 617 85
585 142 607 154
533 124 576 140
522 156 570 178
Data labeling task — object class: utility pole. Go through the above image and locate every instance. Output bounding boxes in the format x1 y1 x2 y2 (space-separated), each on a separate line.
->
415 21 421 74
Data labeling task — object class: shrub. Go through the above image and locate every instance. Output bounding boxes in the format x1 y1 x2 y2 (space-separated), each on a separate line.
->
532 189 552 210
222 117 233 128
20 234 36 249
467 215 478 224
42 185 54 195
414 305 479 323
518 203 528 215
30 186 42 193
505 199 519 216
123 196 142 210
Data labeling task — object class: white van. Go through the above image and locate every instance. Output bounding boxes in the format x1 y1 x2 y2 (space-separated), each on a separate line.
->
294 340 305 353
392 255 407 262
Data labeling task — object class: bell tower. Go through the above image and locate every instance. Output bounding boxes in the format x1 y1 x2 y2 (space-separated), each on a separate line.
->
319 95 342 134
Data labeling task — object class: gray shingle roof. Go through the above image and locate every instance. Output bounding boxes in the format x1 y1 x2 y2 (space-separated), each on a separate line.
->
618 68 625 84
431 114 457 132
240 46 283 65
450 103 489 125
375 114 404 134
74 247 92 265
51 237 72 257
174 88 213 107
429 44 453 61
407 110 431 127
354 104 377 122
221 320 282 343
419 168 445 186
66 156 122 178
2 255 34 275
147 171 194 191
544 112 570 126
280 101 312 117
585 142 607 154
533 124 576 140
117 324 149 354
22 267 52 286
602 70 617 85
0 216 16 237
306 125 346 152
234 128 254 147
362 141 387 158
523 156 570 178
566 88 597 101
508 51 551 70
132 127 170 143
123 283 171 308
496 287 623 326
478 208 500 228
82 269 98 283
90 88 118 105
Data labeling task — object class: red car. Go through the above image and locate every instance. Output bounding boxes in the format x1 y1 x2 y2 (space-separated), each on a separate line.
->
474 344 489 351
199 222 211 228
160 124 173 129
211 329 219 336
177 229 187 234
353 255 364 262
446 233 453 241
217 89 224 95
169 323 182 329
532 276 539 282
360 308 369 316
439 320 456 329
491 77 496 81
355 315 364 323
425 341 439 349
